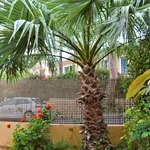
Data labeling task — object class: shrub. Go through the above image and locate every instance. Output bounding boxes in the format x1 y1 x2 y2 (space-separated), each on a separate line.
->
122 99 150 150
121 70 150 150
49 141 69 150
57 71 79 80
11 104 53 150
10 104 80 150
118 75 133 93
57 68 109 80
95 68 109 80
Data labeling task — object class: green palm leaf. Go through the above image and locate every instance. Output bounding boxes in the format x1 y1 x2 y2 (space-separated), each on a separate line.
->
0 0 56 80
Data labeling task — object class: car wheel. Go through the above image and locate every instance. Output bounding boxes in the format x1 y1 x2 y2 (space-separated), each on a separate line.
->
24 111 34 121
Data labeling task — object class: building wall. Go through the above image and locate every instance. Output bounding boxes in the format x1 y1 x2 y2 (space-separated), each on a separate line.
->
57 56 127 76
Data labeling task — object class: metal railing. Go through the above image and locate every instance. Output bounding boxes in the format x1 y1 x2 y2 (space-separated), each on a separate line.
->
0 79 133 124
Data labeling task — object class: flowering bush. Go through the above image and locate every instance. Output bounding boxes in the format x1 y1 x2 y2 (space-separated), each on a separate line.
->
37 109 41 113
20 118 25 122
7 124 11 128
46 104 51 110
11 104 54 150
9 104 79 150
38 113 44 117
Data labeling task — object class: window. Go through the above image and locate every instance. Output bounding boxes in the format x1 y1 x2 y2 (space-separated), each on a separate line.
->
64 66 69 73
64 66 73 73
70 66 72 71
121 56 127 74
103 59 108 69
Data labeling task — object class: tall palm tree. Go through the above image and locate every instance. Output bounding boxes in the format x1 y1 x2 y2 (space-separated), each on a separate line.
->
0 0 149 149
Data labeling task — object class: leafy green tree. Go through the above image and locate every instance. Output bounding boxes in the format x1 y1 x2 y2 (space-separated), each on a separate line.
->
123 70 150 150
118 37 150 92
0 0 149 149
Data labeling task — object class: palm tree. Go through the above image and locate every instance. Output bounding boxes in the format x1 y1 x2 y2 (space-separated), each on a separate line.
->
0 54 41 81
0 0 149 149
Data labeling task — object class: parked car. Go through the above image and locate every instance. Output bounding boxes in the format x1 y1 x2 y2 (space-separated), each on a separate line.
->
0 97 42 121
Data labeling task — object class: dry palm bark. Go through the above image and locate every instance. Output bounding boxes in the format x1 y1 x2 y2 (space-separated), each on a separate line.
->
77 64 113 150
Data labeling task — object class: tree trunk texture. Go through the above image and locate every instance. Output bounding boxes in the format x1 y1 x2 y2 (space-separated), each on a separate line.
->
108 53 118 111
59 50 63 75
109 53 118 80
76 65 113 150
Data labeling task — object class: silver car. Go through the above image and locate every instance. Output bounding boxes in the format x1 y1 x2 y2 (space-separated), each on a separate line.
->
0 97 41 121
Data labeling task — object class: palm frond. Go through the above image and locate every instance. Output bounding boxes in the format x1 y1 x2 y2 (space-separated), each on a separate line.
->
0 0 57 80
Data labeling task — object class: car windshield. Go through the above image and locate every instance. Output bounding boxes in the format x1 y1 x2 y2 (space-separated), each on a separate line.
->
16 99 31 105
2 99 17 105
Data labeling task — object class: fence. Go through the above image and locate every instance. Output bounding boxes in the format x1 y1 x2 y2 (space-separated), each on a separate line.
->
0 79 133 124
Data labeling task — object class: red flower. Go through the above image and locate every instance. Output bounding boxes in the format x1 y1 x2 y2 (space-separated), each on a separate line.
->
46 104 51 110
7 124 11 128
37 116 41 120
21 118 25 122
37 109 41 113
38 113 44 117
32 115 37 119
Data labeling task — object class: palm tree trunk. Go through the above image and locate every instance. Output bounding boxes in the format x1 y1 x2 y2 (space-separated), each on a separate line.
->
108 53 118 112
59 50 63 75
77 64 113 150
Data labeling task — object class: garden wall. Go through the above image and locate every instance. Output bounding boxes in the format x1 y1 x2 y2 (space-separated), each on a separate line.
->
0 122 125 149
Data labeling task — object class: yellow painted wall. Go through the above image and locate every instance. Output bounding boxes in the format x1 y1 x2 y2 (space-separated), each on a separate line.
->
50 124 82 147
0 122 125 148
0 122 29 148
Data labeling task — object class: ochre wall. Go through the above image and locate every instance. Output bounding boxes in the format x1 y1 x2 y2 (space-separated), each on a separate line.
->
0 122 125 148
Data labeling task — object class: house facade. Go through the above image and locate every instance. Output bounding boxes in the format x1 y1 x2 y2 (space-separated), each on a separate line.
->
31 54 127 78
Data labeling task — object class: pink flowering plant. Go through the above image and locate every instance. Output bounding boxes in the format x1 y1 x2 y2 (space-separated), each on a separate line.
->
11 104 55 150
